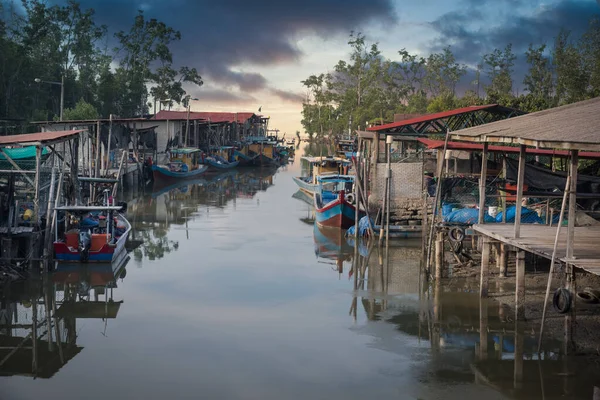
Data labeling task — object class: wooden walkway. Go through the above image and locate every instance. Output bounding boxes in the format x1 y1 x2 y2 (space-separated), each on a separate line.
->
473 223 600 276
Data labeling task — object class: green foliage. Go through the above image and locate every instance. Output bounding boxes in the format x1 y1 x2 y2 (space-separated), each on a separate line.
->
483 44 516 99
62 98 99 120
0 0 202 123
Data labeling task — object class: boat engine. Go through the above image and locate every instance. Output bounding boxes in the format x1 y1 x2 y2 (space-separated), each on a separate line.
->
78 229 92 262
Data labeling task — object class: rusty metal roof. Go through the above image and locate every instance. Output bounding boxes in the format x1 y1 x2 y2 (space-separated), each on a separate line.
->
367 105 503 132
451 97 600 151
0 130 84 146
153 110 260 123
418 138 600 159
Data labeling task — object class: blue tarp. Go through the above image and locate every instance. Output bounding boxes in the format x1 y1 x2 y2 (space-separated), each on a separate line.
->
443 208 495 224
495 206 543 224
347 216 373 237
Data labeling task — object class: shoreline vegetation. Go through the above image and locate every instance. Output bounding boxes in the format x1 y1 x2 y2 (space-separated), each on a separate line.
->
300 19 600 140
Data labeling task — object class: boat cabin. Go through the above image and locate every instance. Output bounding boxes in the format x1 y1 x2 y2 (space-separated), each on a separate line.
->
168 148 203 172
301 156 351 184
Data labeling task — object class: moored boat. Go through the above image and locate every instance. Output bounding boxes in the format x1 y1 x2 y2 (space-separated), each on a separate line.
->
203 146 240 171
152 148 208 184
293 156 352 196
53 205 131 263
314 189 365 229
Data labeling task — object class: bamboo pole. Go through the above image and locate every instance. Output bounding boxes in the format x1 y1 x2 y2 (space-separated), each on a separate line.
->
106 114 113 175
385 137 392 246
425 130 450 275
537 176 570 353
112 151 127 198
42 163 57 264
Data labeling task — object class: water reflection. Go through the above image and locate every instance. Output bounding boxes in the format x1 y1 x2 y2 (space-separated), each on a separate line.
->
342 239 600 399
0 254 129 379
128 168 278 262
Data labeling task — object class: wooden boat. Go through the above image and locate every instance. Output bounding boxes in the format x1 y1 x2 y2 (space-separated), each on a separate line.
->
53 205 131 263
203 146 239 171
293 156 352 195
314 189 365 229
152 148 208 184
234 147 258 166
335 139 357 159
313 222 353 261
247 141 280 166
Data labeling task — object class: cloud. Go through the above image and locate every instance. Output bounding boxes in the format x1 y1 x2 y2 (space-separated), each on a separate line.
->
427 0 599 91
430 0 598 64
71 0 397 93
192 89 257 104
269 88 304 103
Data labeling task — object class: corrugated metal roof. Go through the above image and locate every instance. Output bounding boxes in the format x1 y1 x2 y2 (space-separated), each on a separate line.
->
367 105 499 132
418 138 600 159
153 110 258 123
0 130 85 146
451 97 600 151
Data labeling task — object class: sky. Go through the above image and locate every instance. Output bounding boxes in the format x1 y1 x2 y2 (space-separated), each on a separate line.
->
55 0 600 136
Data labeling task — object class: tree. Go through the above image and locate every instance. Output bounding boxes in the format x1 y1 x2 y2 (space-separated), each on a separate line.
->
62 98 99 120
483 44 517 99
523 44 553 102
553 29 588 104
580 16 600 97
423 46 466 97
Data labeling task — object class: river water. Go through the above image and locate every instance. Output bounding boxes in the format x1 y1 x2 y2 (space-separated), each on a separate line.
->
0 145 594 399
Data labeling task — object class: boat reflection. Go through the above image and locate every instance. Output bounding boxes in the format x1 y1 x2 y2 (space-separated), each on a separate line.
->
313 223 354 277
128 168 278 262
0 255 129 379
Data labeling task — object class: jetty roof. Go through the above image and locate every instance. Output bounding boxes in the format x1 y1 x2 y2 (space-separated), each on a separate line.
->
417 138 600 159
367 104 523 134
153 110 261 123
450 97 600 151
0 129 85 146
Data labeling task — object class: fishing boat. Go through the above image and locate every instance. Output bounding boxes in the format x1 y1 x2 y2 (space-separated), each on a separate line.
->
247 139 280 166
152 148 208 184
314 185 365 229
335 139 357 159
53 205 131 263
293 156 352 195
234 145 258 166
203 146 239 171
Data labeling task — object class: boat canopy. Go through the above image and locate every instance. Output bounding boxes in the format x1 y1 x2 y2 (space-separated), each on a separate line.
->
317 175 355 183
301 156 351 164
55 205 125 212
171 148 202 154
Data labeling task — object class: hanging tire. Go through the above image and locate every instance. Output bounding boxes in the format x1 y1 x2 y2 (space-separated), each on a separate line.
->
553 288 572 313
448 226 465 242
345 193 355 204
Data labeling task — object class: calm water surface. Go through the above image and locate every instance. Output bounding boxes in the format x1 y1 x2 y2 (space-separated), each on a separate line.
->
0 146 592 399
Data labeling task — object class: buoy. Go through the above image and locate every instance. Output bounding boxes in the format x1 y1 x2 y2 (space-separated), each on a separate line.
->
22 209 33 221
345 193 355 204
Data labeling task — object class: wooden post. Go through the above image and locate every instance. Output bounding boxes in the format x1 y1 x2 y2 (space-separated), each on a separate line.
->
42 164 57 265
435 231 444 279
94 121 101 178
479 294 488 360
478 143 488 224
514 319 524 389
33 145 42 226
480 237 491 298
106 114 113 173
426 130 451 274
502 157 507 223
499 243 508 277
514 145 526 238
515 250 525 320
538 176 570 352
566 150 578 261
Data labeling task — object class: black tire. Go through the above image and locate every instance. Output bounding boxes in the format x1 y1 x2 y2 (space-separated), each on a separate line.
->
448 226 465 242
576 291 599 304
553 288 572 313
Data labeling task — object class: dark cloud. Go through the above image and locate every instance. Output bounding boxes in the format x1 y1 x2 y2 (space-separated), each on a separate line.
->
191 88 257 105
269 88 304 103
67 0 396 93
428 0 600 92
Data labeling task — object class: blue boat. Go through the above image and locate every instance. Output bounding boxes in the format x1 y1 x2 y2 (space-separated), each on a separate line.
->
204 146 240 171
152 148 209 185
